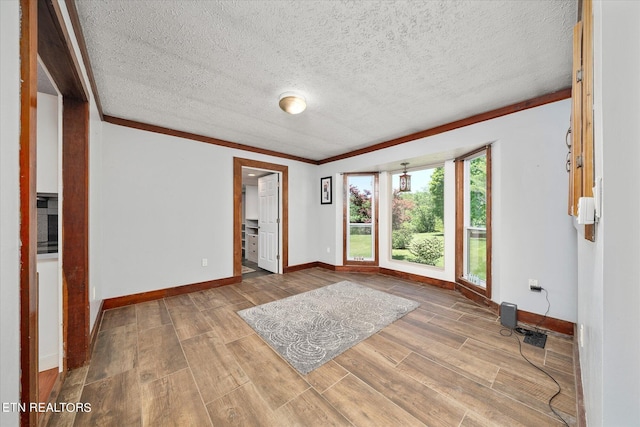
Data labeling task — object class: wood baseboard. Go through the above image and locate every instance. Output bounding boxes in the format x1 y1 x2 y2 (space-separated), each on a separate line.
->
514 307 574 336
314 263 573 336
102 276 241 310
97 263 574 336
455 283 499 310
88 299 104 358
284 261 320 273
379 268 455 290
316 262 336 271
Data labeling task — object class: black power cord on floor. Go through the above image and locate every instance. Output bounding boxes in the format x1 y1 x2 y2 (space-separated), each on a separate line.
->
500 327 570 426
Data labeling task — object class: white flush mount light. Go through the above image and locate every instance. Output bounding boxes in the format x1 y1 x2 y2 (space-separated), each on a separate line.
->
279 92 306 114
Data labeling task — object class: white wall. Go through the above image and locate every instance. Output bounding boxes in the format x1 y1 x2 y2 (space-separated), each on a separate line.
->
37 93 59 193
98 122 318 299
578 2 640 425
36 92 61 371
0 1 22 425
493 102 577 321
37 259 60 370
317 99 577 322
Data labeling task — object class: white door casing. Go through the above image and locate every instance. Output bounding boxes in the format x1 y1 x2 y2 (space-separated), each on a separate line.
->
258 173 279 273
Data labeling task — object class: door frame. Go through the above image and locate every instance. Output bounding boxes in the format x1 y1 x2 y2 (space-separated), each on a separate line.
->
233 157 288 277
19 1 91 424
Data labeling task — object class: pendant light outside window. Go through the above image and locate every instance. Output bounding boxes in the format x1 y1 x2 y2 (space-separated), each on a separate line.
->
279 92 306 114
399 162 411 192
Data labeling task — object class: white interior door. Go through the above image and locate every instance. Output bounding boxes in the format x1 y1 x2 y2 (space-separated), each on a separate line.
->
258 173 279 273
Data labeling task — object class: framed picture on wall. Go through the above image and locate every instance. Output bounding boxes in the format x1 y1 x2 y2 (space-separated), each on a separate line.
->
321 176 332 204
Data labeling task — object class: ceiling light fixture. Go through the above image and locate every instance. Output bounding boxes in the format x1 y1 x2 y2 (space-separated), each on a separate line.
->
279 92 306 114
399 162 412 192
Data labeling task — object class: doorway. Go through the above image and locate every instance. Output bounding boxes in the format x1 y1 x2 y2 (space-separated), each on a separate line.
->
233 158 289 278
241 167 278 278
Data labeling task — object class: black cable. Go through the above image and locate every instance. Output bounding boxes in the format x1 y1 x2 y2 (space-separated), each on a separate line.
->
534 288 551 332
500 328 569 426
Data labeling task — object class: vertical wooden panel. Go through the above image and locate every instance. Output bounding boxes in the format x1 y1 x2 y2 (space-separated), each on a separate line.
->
62 98 90 369
582 0 595 242
19 0 39 425
571 21 583 217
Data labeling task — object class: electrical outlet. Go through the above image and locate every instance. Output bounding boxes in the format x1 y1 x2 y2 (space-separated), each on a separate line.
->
579 324 585 348
201 258 208 267
529 279 541 292
326 247 331 253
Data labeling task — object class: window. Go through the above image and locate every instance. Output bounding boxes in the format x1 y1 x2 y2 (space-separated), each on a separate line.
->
456 146 492 297
344 173 378 265
391 166 445 268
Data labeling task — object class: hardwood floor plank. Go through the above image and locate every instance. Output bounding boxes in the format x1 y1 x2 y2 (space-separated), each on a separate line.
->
75 369 141 427
450 301 497 318
545 349 574 375
458 312 501 327
226 334 309 410
85 323 138 384
389 316 467 350
207 382 280 427
189 286 248 311
181 331 249 404
389 282 466 307
379 327 500 387
100 305 137 331
136 299 171 332
275 388 352 427
235 285 292 306
165 294 213 341
304 360 349 394
460 338 577 395
322 374 425 426
415 300 465 320
202 301 255 343
360 332 412 366
460 410 502 427
545 334 574 357
45 366 88 427
398 352 565 426
335 345 466 427
429 315 546 363
39 367 58 403
141 368 211 427
492 368 577 421
138 324 188 384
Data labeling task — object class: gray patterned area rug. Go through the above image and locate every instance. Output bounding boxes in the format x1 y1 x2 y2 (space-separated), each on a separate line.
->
237 281 419 374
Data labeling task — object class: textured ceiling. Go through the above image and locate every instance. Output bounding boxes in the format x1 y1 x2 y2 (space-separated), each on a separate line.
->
74 0 576 161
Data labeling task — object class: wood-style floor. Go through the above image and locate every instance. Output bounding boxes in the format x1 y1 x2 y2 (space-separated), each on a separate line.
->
46 268 578 426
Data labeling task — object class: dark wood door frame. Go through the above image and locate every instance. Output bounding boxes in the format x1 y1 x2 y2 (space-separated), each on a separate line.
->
19 1 90 424
233 158 289 277
19 1 38 425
